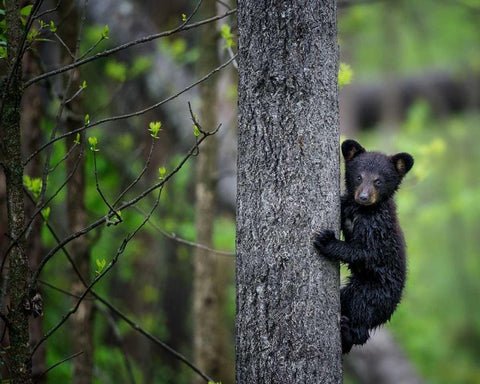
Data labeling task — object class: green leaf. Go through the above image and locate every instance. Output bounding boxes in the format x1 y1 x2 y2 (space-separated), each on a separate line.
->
101 24 109 39
181 13 187 22
23 175 43 200
148 121 162 138
80 80 87 89
193 124 200 137
20 5 32 17
84 114 90 125
220 24 235 49
74 133 81 145
95 258 107 274
338 62 353 89
88 136 99 151
49 20 57 33
158 166 166 179
105 59 127 82
41 207 50 222
130 56 152 77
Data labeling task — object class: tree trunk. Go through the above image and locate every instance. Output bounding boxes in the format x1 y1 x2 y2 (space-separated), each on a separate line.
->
58 2 94 383
236 1 342 383
21 50 47 384
193 0 222 382
2 1 32 383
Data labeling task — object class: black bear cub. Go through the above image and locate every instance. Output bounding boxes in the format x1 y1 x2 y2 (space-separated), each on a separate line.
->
314 139 414 354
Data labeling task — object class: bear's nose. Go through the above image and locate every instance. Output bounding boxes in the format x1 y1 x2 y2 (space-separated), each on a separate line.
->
358 193 369 203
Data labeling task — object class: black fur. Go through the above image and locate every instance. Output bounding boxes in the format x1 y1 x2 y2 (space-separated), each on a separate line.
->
314 139 413 354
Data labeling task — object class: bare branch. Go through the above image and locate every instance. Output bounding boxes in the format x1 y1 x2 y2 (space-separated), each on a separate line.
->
24 8 237 88
132 206 234 257
36 351 84 380
24 54 237 166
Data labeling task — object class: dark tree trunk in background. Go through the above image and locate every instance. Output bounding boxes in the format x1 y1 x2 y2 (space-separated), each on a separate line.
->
21 51 46 383
1 1 32 383
58 2 94 383
236 0 342 383
193 0 223 382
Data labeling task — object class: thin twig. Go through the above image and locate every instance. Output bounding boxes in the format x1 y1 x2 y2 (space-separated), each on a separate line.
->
92 150 122 225
0 146 84 279
112 137 156 208
132 206 234 257
37 213 215 383
95 294 215 383
35 351 84 381
24 7 236 88
96 305 136 384
34 0 62 20
32 184 164 354
78 35 105 61
54 32 75 59
39 280 91 300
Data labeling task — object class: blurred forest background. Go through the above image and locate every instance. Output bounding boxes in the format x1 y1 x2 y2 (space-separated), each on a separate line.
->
1 0 479 383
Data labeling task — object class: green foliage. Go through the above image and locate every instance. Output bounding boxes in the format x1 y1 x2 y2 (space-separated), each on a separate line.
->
105 59 127 82
0 6 6 58
101 24 109 39
339 0 480 78
41 206 50 222
95 258 107 275
158 166 166 179
148 121 162 138
220 24 235 49
338 62 354 89
193 124 200 137
23 175 42 200
49 20 56 33
158 38 200 65
88 136 99 151
358 107 480 384
130 56 153 78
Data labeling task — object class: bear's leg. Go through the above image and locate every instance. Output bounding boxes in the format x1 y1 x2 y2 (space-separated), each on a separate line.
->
341 316 370 354
341 316 354 354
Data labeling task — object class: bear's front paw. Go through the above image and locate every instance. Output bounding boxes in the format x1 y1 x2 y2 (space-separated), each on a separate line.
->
313 229 336 251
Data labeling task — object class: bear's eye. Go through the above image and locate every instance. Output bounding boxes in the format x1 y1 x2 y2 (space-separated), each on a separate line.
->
374 179 382 187
356 175 362 182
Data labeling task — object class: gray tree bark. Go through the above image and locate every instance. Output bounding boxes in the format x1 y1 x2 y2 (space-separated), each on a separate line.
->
236 1 342 383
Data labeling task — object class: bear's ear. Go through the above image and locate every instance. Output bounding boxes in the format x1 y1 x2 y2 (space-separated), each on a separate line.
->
342 140 366 162
391 153 414 176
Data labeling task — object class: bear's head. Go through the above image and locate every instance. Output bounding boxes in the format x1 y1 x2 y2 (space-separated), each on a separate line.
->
342 139 414 206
